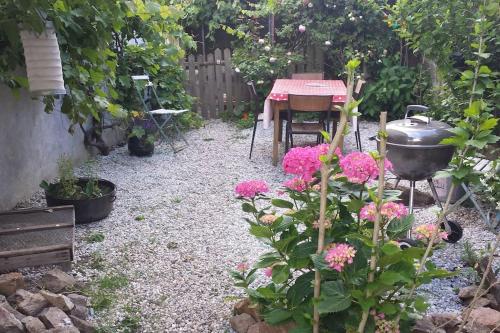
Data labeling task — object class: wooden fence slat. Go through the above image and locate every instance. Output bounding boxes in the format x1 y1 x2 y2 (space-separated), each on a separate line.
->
214 48 224 117
224 48 233 114
206 53 216 118
197 54 207 118
187 55 198 113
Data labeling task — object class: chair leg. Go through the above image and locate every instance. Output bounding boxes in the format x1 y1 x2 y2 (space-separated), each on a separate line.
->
285 125 289 153
289 131 294 149
249 116 258 159
356 123 362 152
278 118 284 142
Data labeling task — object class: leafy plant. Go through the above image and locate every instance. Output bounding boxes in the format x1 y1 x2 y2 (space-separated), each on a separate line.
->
232 60 452 332
86 232 105 244
360 57 420 120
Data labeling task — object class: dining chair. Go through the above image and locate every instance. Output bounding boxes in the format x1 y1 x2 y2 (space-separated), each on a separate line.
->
285 94 333 153
291 72 325 80
352 79 366 151
247 82 261 159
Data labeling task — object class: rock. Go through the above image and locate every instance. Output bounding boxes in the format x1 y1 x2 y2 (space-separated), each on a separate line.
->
39 307 73 329
412 317 446 333
0 272 25 297
11 289 49 316
487 293 500 311
230 313 256 333
491 284 500 308
39 269 76 293
0 305 24 333
430 313 461 332
69 305 88 320
22 316 47 333
234 298 262 321
66 294 88 308
458 286 485 300
467 307 500 332
465 297 491 309
39 290 74 312
0 296 25 321
247 321 296 333
46 327 80 333
69 315 96 333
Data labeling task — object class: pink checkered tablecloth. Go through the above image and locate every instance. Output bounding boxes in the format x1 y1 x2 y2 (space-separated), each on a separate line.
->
263 79 347 129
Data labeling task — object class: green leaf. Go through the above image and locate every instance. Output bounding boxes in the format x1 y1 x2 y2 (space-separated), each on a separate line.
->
249 225 273 238
386 215 414 239
264 309 292 325
271 199 294 209
318 281 351 314
242 202 257 213
287 271 314 306
272 264 290 284
464 101 481 117
381 243 401 256
256 287 277 299
255 252 281 268
479 118 498 131
378 271 406 286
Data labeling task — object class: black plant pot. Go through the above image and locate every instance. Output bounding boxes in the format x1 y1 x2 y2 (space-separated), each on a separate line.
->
128 137 154 157
45 178 116 224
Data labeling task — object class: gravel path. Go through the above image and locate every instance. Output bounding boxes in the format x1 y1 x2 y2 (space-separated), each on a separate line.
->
17 119 498 331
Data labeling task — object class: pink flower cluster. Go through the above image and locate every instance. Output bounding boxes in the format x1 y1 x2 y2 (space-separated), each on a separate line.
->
360 202 408 222
263 267 273 277
282 144 342 181
283 177 308 192
414 224 448 242
324 243 356 272
235 180 269 198
339 152 393 184
236 262 249 272
373 312 400 333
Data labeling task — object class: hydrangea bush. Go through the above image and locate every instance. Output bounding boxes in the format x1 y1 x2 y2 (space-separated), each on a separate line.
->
231 60 452 333
232 146 451 332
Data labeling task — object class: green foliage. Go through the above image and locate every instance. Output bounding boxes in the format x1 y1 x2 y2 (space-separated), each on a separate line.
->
231 61 451 332
41 156 104 199
86 232 105 244
177 111 204 130
359 57 420 119
0 0 193 140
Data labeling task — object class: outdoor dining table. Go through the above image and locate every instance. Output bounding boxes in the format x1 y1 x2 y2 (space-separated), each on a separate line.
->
263 79 348 166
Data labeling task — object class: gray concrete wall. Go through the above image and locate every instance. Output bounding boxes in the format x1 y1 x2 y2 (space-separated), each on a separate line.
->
0 85 123 211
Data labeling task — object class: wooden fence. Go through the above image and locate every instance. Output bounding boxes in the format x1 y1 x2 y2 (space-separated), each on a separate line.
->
183 46 324 119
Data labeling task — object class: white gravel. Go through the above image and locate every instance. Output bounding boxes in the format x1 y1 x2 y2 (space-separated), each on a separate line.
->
16 119 499 331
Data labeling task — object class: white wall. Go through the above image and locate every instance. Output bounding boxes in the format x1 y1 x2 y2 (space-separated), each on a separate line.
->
0 85 123 211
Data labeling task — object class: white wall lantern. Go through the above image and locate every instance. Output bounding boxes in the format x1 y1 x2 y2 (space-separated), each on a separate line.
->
19 21 66 96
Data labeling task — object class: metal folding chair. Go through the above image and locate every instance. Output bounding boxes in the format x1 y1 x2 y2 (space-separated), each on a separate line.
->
131 75 189 153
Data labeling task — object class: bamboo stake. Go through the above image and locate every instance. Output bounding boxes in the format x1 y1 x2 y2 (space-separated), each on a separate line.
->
357 111 388 332
312 71 354 333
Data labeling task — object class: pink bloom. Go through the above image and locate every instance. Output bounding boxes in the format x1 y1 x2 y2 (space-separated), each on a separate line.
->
282 145 341 181
263 267 273 277
236 262 249 272
324 243 356 272
339 152 392 184
235 180 269 198
284 177 308 192
414 224 448 242
360 202 408 222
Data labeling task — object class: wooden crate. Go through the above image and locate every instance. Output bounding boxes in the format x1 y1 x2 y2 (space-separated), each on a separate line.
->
0 206 75 273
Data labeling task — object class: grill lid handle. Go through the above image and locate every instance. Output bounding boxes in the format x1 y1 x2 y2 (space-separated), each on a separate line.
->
405 105 430 124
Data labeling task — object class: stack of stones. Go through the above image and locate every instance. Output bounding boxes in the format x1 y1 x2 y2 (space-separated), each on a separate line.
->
0 269 95 333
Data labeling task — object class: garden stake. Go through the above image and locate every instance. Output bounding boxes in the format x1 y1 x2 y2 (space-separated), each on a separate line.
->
357 111 388 333
312 63 356 333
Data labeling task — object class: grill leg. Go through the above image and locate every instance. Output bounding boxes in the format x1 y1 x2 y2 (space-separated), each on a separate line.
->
408 180 416 238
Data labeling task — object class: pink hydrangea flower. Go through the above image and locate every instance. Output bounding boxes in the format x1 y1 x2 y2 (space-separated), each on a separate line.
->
236 262 249 272
282 145 342 181
360 202 408 222
339 152 393 184
235 180 269 198
324 243 356 272
263 267 273 278
284 177 308 192
414 224 448 242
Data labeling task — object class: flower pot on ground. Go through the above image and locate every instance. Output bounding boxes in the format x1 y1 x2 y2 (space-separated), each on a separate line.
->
40 157 116 224
127 112 156 157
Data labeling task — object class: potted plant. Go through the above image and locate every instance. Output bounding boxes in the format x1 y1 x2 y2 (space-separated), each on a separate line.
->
127 111 156 157
40 157 116 224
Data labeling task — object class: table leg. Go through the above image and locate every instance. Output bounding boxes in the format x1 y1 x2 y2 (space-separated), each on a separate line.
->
272 105 280 166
